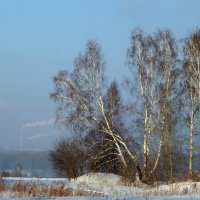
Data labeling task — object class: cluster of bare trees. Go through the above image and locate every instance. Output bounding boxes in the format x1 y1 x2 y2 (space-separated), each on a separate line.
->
50 28 200 183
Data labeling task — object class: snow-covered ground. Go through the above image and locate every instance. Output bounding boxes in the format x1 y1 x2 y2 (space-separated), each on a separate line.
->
1 196 200 200
3 177 68 185
1 173 200 199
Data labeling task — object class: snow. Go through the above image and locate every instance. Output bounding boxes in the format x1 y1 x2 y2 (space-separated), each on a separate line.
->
68 172 145 196
75 173 123 186
68 173 200 197
1 196 200 200
1 173 200 199
3 177 68 184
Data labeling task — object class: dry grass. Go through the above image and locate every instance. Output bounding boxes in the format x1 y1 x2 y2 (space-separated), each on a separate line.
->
170 176 200 184
12 182 34 197
145 182 200 197
46 184 73 197
75 189 102 196
182 186 189 195
11 182 73 197
12 182 27 193
192 182 197 192
0 178 5 192
9 181 99 197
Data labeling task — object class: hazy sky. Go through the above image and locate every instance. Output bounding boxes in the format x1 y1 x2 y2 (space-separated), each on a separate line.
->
0 0 200 150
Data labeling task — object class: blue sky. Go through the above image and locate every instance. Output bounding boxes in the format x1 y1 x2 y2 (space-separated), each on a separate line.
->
0 0 200 150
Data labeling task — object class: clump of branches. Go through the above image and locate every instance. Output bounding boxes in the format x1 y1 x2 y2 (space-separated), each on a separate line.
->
49 137 85 180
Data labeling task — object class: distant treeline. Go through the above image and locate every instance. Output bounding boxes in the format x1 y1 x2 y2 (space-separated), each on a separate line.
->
0 150 61 178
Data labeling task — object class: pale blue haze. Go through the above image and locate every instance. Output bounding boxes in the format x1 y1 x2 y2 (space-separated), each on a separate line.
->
0 0 200 150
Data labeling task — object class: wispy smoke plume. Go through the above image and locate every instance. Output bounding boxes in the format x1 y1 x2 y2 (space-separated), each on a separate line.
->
28 134 47 140
22 118 55 128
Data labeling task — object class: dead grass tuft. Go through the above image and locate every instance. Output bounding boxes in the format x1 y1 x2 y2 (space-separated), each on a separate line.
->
27 183 37 197
47 184 73 197
182 186 189 195
12 182 27 193
145 181 200 197
192 182 197 192
75 189 101 196
11 182 74 197
0 178 5 192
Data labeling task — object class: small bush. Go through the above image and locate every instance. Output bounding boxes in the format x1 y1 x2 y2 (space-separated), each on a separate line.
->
49 137 85 180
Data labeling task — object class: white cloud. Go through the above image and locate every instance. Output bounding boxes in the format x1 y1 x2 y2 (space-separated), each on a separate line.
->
22 118 55 128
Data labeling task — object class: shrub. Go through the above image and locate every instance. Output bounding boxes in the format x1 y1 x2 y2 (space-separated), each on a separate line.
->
49 137 85 180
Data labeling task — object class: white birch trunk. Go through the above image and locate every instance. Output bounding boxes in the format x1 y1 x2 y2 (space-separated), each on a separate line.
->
143 108 148 177
189 104 194 177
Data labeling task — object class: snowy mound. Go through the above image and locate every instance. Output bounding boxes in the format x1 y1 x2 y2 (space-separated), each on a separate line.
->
76 172 123 186
71 173 145 196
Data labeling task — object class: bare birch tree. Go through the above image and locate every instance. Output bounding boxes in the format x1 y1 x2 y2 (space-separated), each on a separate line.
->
127 29 178 182
183 29 200 177
51 41 142 181
155 30 179 182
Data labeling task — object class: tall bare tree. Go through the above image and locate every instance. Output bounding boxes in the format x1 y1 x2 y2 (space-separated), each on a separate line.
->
156 30 179 182
183 29 200 177
51 41 142 181
127 29 178 182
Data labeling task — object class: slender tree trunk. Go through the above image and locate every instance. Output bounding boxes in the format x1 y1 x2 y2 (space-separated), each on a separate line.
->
169 137 173 182
146 119 164 182
143 108 149 180
99 96 129 170
189 105 194 177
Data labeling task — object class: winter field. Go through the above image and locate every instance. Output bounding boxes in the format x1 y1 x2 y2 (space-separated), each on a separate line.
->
1 173 200 200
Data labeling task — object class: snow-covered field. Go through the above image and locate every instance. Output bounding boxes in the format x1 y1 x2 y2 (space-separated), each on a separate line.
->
1 196 200 200
1 173 200 200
